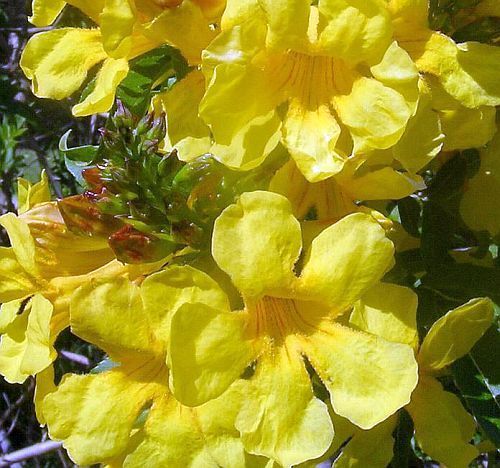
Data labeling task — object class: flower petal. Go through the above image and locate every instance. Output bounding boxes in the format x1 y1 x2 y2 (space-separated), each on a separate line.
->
99 0 135 57
72 57 129 116
141 265 231 344
0 213 38 277
317 0 392 65
460 131 500 236
20 28 107 100
17 171 51 214
144 1 217 64
29 0 66 26
258 0 310 51
334 77 412 151
301 323 418 429
169 302 255 406
153 70 212 161
283 98 344 182
70 277 157 361
236 345 333 466
0 248 36 303
298 213 394 313
0 295 56 383
351 282 418 349
407 376 478 468
212 191 302 298
122 395 219 467
416 33 500 108
418 297 494 372
440 105 496 151
42 364 165 465
333 414 397 468
200 63 278 145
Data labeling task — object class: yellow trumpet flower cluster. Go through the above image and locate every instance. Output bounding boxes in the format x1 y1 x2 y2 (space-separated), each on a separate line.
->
1 0 498 466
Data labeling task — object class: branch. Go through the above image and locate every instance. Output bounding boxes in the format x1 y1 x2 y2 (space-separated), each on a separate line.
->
0 440 63 467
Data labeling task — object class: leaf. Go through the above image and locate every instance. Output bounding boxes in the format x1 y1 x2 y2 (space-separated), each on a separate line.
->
397 196 421 238
451 326 500 447
390 410 417 468
421 264 500 305
116 45 189 115
59 130 98 185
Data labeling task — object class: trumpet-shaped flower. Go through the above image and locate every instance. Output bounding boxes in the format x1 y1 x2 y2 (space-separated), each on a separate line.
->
461 128 500 236
0 178 157 382
332 286 494 467
40 272 268 467
165 191 418 466
197 0 420 182
22 0 221 116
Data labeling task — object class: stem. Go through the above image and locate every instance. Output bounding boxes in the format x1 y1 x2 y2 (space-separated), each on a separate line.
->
0 441 63 467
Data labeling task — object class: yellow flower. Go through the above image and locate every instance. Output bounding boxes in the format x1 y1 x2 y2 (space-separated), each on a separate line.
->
331 287 494 468
197 0 420 182
22 0 220 116
461 129 500 236
166 191 418 466
40 272 268 467
0 177 155 383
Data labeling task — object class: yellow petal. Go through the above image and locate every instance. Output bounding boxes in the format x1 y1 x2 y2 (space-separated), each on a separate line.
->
17 171 51 215
339 166 425 201
460 131 500 236
211 110 282 171
122 395 219 467
72 58 129 116
298 213 394 313
334 77 412 151
0 248 37 303
0 295 56 383
169 302 254 406
144 1 217 64
43 364 165 465
269 160 357 221
407 376 478 468
29 0 66 26
333 415 397 468
20 28 107 100
317 0 392 65
441 105 496 151
141 265 231 344
212 191 302 298
392 83 444 172
416 33 500 108
195 380 271 468
258 0 310 51
99 0 135 57
418 297 494 372
0 213 38 277
34 365 56 424
283 98 344 182
236 345 333 467
200 63 278 145
153 70 211 161
70 277 158 361
301 323 418 429
351 282 418 349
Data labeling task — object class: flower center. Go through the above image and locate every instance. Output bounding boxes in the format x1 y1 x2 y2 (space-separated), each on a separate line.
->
265 51 344 106
248 296 320 343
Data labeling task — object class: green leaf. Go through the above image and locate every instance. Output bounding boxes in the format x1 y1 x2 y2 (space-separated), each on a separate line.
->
397 196 421 238
59 130 98 185
451 326 500 446
390 410 416 468
116 44 189 115
421 264 500 304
